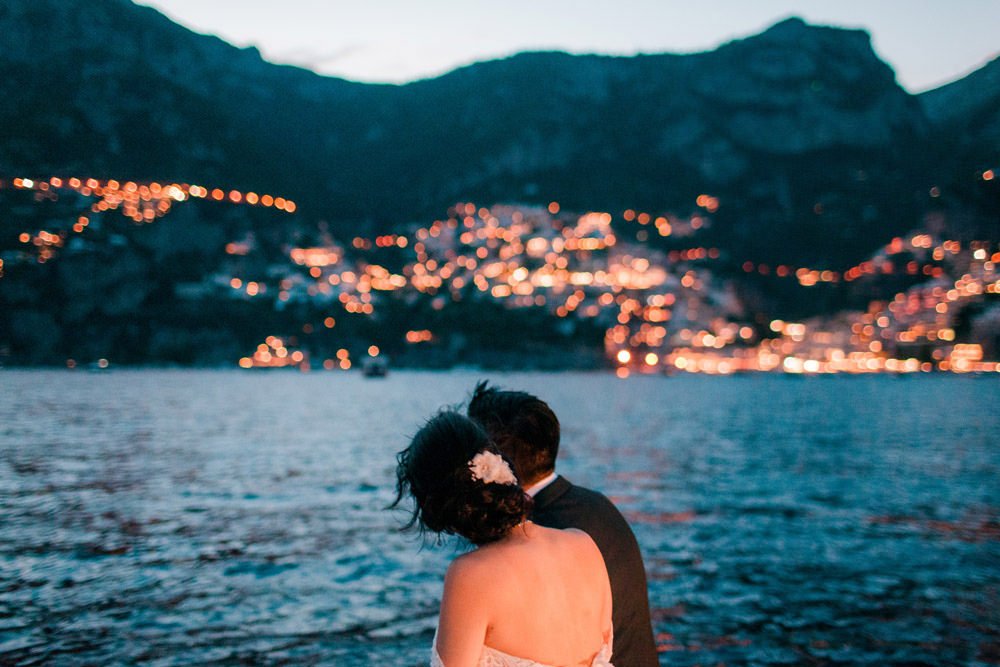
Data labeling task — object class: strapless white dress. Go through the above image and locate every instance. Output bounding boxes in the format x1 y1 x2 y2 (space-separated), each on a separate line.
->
431 633 614 667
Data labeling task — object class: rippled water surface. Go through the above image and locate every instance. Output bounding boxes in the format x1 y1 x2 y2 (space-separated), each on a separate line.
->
1 370 998 666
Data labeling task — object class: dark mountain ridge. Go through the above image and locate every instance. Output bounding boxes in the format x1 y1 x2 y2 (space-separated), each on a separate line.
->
4 1 991 266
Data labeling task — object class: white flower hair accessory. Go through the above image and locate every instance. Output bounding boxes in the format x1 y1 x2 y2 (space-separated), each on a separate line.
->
468 450 517 486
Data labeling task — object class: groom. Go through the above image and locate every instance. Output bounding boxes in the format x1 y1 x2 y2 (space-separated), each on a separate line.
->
468 382 660 667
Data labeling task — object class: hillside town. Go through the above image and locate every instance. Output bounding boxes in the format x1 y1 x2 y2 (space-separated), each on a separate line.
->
2 174 997 374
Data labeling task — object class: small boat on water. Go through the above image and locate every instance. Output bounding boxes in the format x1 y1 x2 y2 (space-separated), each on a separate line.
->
361 356 388 377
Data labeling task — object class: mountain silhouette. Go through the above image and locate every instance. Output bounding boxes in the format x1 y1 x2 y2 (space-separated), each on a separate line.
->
3 3 995 265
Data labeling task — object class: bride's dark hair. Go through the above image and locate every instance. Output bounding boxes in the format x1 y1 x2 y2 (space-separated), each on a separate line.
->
391 411 531 545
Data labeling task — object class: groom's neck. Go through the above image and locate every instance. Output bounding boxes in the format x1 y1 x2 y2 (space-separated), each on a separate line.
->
524 471 558 497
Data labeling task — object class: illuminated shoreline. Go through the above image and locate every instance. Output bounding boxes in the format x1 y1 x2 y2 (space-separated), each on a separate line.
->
2 175 997 374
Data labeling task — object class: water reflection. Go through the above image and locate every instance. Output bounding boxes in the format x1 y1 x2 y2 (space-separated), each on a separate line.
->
1 370 998 665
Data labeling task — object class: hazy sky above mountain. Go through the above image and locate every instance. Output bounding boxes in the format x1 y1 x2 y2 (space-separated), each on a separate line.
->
139 0 999 92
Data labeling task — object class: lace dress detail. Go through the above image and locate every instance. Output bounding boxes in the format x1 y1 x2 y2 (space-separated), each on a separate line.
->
431 634 614 667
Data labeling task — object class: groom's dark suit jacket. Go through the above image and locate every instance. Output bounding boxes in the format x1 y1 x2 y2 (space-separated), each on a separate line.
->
531 475 659 667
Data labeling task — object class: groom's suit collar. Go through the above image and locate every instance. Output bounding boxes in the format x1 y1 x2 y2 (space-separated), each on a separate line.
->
531 474 572 511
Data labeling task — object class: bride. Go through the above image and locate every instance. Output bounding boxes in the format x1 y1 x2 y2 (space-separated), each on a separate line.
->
392 411 614 667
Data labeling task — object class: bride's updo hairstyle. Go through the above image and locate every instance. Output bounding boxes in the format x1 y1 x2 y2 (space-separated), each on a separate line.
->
392 411 531 545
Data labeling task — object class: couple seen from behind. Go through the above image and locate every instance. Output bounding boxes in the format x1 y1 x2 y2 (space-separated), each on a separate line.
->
392 382 659 667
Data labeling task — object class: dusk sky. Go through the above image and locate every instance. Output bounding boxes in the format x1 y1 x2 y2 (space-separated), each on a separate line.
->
138 0 1000 92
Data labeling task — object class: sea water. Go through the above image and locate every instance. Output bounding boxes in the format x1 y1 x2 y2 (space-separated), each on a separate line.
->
1 370 997 665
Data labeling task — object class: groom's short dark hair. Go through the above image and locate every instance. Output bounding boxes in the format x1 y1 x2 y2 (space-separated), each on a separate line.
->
467 381 560 485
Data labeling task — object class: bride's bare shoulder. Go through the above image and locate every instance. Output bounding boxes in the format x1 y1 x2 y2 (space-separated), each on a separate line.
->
445 544 505 580
441 544 519 607
441 551 496 606
561 527 601 551
561 526 591 540
447 548 487 574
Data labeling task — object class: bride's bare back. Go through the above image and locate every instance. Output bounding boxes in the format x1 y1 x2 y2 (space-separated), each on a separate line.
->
435 523 613 667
